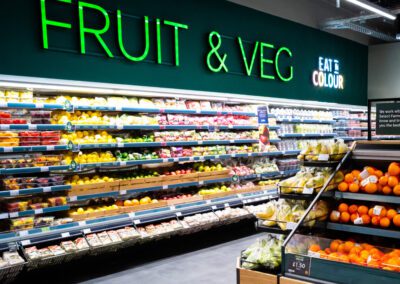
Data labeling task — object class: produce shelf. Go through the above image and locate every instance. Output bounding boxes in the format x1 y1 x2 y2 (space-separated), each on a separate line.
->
7 205 70 218
0 185 71 198
279 191 334 201
0 165 69 175
301 160 340 167
0 124 66 130
276 118 336 124
73 124 259 130
334 191 400 204
334 127 372 131
0 102 64 110
0 188 277 245
284 253 400 284
0 145 68 153
333 116 369 121
336 136 368 141
279 133 336 138
326 222 400 239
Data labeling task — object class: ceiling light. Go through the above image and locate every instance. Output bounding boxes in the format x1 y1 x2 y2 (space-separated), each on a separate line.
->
345 0 397 20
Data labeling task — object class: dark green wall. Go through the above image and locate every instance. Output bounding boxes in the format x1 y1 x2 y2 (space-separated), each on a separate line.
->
0 0 368 105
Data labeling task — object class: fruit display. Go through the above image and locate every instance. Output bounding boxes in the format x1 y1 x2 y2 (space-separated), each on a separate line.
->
297 140 349 161
229 165 254 176
214 207 249 220
193 162 226 172
137 220 183 237
4 195 67 212
0 251 24 267
338 163 400 195
256 199 328 230
271 108 333 120
2 176 64 190
116 150 159 161
279 167 344 194
306 238 400 271
0 90 34 103
63 151 116 165
66 175 116 186
275 140 298 151
241 234 284 271
198 185 233 195
156 130 259 142
276 158 300 171
0 154 62 168
278 124 333 134
329 202 400 228
182 212 219 226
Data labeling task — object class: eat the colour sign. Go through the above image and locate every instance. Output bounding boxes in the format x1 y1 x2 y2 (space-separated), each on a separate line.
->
40 0 293 83
312 57 344 90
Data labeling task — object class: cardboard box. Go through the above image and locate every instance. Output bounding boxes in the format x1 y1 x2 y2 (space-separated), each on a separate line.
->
236 258 278 284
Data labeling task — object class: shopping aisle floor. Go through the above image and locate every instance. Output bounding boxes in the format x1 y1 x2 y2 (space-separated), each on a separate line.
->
15 221 263 284
81 232 263 284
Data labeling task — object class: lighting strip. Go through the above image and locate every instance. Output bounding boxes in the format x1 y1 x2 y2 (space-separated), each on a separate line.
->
0 74 367 111
345 0 397 21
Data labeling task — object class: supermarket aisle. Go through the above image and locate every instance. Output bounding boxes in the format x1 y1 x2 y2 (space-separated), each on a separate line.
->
80 232 263 284
15 221 262 284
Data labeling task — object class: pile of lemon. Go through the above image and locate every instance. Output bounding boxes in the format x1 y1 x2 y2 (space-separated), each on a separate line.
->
63 151 116 165
51 110 110 125
66 175 115 185
60 130 115 145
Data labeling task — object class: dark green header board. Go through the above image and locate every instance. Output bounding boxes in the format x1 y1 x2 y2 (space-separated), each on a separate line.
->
376 103 400 135
0 0 368 105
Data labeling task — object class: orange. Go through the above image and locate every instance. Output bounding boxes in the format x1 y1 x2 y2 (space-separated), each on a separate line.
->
318 250 328 259
340 212 350 223
330 211 340 222
357 205 368 215
328 252 340 261
393 185 400 196
325 248 332 254
345 173 355 183
348 204 358 214
351 169 361 177
365 183 378 194
350 213 359 223
361 243 374 251
380 217 391 228
393 214 400 227
338 182 349 192
382 185 392 195
337 244 346 254
344 241 354 253
309 244 321 252
349 246 362 255
330 241 340 252
348 253 358 263
378 207 387 218
366 167 376 175
368 208 374 217
388 162 400 176
338 203 349 213
349 183 360 193
379 176 388 186
375 170 384 178
361 214 371 225
386 209 397 220
360 250 370 260
388 176 399 188
339 255 350 263
371 216 380 226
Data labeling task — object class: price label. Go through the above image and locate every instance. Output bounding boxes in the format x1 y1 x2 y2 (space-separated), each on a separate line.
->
21 240 31 246
115 106 122 111
134 219 141 225
360 178 370 187
120 161 127 167
0 125 10 130
163 185 168 190
373 205 384 216
176 212 182 217
69 196 77 202
368 175 378 184
170 206 176 211
28 124 37 130
198 180 204 186
215 155 220 159
224 203 230 208
40 166 49 172
3 147 13 153
229 140 235 143
117 125 124 130
228 125 233 129
128 212 135 218
196 109 201 114
211 205 217 210
173 158 179 162
120 190 127 195
117 143 124 148
10 190 19 196
46 146 55 151
43 187 51 193
359 169 370 180
9 212 19 218
162 158 169 163
19 230 28 237
287 222 297 230
198 141 203 145
34 209 43 214
78 221 86 226
354 217 363 225
318 154 330 161
206 200 212 204
0 213 9 219
247 153 252 157
61 232 70 238
286 254 312 276
83 228 91 234
302 187 314 194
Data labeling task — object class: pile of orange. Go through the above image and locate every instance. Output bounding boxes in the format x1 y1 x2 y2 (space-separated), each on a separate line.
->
330 202 400 228
309 239 400 271
338 163 400 196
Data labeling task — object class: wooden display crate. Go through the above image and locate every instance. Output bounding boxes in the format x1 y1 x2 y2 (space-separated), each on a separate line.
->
166 195 203 205
279 277 311 284
162 172 199 182
119 177 163 190
202 191 236 200
236 258 278 284
119 201 168 213
69 207 122 221
163 177 198 186
198 170 231 181
69 181 121 196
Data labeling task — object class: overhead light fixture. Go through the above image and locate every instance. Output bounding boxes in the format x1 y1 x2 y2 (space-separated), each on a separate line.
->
345 0 397 20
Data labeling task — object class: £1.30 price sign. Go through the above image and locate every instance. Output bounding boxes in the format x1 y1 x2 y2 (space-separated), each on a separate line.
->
285 254 312 276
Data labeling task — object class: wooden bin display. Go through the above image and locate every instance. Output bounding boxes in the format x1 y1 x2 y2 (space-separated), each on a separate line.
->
69 181 120 196
119 177 163 190
162 173 199 185
119 201 168 213
236 258 278 284
280 277 312 284
198 170 231 181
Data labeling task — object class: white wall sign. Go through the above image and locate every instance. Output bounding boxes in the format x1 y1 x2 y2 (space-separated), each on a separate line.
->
312 57 344 90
